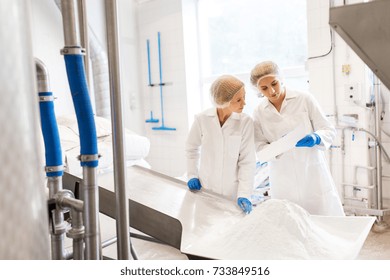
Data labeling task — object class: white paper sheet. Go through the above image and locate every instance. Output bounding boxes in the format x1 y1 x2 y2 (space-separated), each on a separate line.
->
257 124 307 162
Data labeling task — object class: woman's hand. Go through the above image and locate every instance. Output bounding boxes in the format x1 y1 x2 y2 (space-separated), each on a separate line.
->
296 133 321 147
237 197 252 214
187 178 202 190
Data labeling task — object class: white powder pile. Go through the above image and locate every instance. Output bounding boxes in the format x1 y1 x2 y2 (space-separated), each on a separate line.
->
184 199 360 259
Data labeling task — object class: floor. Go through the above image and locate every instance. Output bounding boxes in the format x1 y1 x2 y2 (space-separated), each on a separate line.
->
96 213 390 260
356 215 390 260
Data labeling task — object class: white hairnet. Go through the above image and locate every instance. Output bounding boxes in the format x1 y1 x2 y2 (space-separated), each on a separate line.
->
250 61 281 87
210 75 244 108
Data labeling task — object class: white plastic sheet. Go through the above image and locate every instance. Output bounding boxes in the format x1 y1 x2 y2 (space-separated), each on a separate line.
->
257 124 307 162
99 166 375 260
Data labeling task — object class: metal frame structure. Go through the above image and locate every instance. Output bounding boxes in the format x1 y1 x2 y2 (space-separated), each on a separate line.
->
330 0 390 222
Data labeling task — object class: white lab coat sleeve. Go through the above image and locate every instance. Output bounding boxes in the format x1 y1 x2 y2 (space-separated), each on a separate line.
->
236 117 256 199
306 93 336 150
185 116 202 180
253 107 272 159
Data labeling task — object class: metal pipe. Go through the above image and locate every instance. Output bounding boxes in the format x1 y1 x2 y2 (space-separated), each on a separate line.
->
36 59 66 259
47 177 67 260
131 243 138 260
57 189 84 212
329 0 341 205
54 0 110 118
104 0 131 260
77 0 90 89
373 75 383 221
69 204 84 260
357 127 390 163
102 237 117 248
55 189 85 260
35 58 50 93
60 0 80 47
82 166 101 259
60 0 101 259
63 52 101 259
339 127 346 205
65 235 116 260
69 206 84 260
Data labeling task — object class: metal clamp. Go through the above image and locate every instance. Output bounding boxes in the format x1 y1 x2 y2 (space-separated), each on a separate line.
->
66 225 85 240
45 165 64 173
60 46 86 56
77 154 101 162
39 96 54 102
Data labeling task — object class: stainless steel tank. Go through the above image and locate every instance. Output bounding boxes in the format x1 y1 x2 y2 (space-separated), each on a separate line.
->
0 0 50 259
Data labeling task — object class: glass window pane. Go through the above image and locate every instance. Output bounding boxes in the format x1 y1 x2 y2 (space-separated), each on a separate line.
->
198 0 309 114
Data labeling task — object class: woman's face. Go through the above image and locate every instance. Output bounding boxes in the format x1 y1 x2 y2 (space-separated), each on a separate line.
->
228 87 246 113
257 75 284 103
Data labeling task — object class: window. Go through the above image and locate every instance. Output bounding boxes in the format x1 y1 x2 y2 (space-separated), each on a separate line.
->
197 0 308 114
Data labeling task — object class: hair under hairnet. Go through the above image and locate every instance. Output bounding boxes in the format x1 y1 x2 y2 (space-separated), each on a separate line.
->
210 75 244 108
250 61 281 87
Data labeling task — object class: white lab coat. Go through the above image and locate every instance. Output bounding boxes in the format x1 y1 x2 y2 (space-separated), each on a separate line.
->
186 108 255 201
253 89 344 216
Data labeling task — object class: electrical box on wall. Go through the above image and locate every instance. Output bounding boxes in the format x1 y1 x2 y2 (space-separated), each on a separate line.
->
344 83 360 101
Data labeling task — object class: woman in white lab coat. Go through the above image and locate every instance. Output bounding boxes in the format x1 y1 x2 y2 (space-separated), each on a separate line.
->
250 61 344 216
186 75 255 214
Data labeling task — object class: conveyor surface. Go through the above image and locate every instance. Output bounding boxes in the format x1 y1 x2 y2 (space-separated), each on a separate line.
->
64 165 375 259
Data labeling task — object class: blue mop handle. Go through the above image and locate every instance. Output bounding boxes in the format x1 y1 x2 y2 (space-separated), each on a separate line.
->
157 32 163 84
151 32 176 131
146 39 152 86
157 31 165 125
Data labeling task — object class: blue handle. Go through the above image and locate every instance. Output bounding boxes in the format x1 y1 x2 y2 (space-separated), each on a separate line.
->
146 39 152 86
157 32 163 84
157 32 165 126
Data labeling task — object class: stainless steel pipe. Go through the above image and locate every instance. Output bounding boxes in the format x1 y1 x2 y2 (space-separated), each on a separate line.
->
373 75 383 221
60 0 80 47
35 58 51 93
105 0 131 260
60 0 101 259
35 58 66 260
82 166 101 259
48 176 67 260
56 189 85 260
77 0 90 87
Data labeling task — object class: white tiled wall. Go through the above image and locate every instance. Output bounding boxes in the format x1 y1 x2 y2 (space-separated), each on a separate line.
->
136 0 190 177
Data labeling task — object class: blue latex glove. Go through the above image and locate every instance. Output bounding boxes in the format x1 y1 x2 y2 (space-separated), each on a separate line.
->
295 133 321 147
237 197 252 214
187 178 202 190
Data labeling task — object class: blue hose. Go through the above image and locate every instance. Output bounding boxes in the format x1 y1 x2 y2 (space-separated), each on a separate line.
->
39 92 63 177
64 54 98 167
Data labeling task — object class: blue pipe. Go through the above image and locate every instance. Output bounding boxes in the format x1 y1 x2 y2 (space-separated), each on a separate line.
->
39 92 63 177
64 54 98 167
